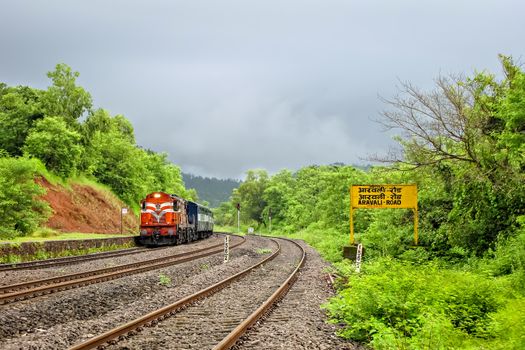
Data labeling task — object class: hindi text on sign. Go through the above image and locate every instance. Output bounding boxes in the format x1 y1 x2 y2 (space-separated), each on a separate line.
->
351 185 417 209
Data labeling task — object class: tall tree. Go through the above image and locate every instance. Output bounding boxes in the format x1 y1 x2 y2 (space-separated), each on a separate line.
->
376 55 525 253
43 63 92 125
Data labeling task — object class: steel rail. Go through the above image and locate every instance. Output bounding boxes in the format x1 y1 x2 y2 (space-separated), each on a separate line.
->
213 237 306 350
0 247 149 272
68 238 281 350
0 235 245 305
0 236 234 294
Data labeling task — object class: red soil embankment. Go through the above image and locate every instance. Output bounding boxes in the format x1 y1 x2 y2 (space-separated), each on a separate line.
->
37 178 138 234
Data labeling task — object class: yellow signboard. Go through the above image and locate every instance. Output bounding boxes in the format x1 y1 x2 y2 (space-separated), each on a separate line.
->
349 184 418 247
351 184 417 209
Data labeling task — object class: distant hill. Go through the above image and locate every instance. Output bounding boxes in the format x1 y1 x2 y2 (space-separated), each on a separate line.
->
182 173 241 208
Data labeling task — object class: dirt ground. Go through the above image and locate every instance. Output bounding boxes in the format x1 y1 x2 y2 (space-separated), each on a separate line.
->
38 178 138 234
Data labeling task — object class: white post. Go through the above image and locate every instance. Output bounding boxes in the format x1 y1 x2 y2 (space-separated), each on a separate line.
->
269 215 272 233
224 235 230 263
355 243 363 273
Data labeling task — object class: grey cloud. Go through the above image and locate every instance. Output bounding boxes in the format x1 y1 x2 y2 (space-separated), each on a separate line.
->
1 0 524 178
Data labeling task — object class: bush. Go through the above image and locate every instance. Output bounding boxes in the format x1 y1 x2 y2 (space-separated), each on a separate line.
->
486 297 525 350
324 258 518 349
0 157 50 238
478 220 525 292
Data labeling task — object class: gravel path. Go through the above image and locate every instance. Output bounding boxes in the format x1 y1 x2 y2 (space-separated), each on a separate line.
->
231 240 356 350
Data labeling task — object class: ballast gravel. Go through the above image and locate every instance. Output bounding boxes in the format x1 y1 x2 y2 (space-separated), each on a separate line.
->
0 235 357 349
105 238 302 349
0 234 226 286
0 234 259 348
232 240 359 350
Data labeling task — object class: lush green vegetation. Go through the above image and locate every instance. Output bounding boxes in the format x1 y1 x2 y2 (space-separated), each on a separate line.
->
0 64 196 239
215 56 525 348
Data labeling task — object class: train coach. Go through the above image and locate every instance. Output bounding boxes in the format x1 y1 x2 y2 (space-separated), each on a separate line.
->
137 191 214 246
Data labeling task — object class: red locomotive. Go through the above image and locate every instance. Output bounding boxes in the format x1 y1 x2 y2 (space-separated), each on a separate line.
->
138 192 213 246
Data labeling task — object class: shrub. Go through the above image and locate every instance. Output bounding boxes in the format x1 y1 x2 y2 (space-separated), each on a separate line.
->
481 220 525 292
324 258 517 348
486 297 525 350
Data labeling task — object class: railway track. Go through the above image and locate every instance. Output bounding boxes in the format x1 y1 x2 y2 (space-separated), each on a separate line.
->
68 237 306 350
0 246 150 272
0 235 246 305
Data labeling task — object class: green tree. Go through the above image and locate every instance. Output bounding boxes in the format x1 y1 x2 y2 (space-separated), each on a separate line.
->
232 169 269 225
377 56 525 254
80 109 136 174
0 86 44 156
42 63 92 126
23 116 83 178
83 109 135 144
88 127 148 205
0 157 50 238
81 110 190 206
262 169 295 225
214 201 235 226
142 151 186 196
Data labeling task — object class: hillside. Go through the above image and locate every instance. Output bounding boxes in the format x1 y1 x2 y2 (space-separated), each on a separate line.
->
0 64 191 240
183 173 241 208
38 177 138 234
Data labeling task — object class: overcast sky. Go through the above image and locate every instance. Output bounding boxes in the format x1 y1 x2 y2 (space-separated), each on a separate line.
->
1 1 523 179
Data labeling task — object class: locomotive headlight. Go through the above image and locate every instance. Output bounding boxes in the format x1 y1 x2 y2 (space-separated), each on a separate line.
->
153 193 161 198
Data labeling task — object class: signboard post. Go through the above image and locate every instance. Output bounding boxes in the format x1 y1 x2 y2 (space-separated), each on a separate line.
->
345 184 418 260
120 207 128 234
236 203 240 233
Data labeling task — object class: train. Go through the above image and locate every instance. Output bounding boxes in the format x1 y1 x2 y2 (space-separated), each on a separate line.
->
137 191 214 246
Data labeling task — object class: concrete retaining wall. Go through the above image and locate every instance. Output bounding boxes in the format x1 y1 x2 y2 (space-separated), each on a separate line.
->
0 236 136 260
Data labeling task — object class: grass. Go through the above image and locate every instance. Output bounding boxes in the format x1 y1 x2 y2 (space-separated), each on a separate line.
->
255 248 272 254
213 225 246 236
158 274 172 287
0 229 134 244
70 176 140 214
0 241 135 264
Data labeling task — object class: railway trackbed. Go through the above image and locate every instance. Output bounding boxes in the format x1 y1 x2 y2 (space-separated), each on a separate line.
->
68 237 306 350
0 246 151 272
0 235 246 305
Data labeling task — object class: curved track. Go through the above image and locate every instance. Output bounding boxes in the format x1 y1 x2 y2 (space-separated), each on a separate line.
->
68 236 306 350
0 235 246 305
